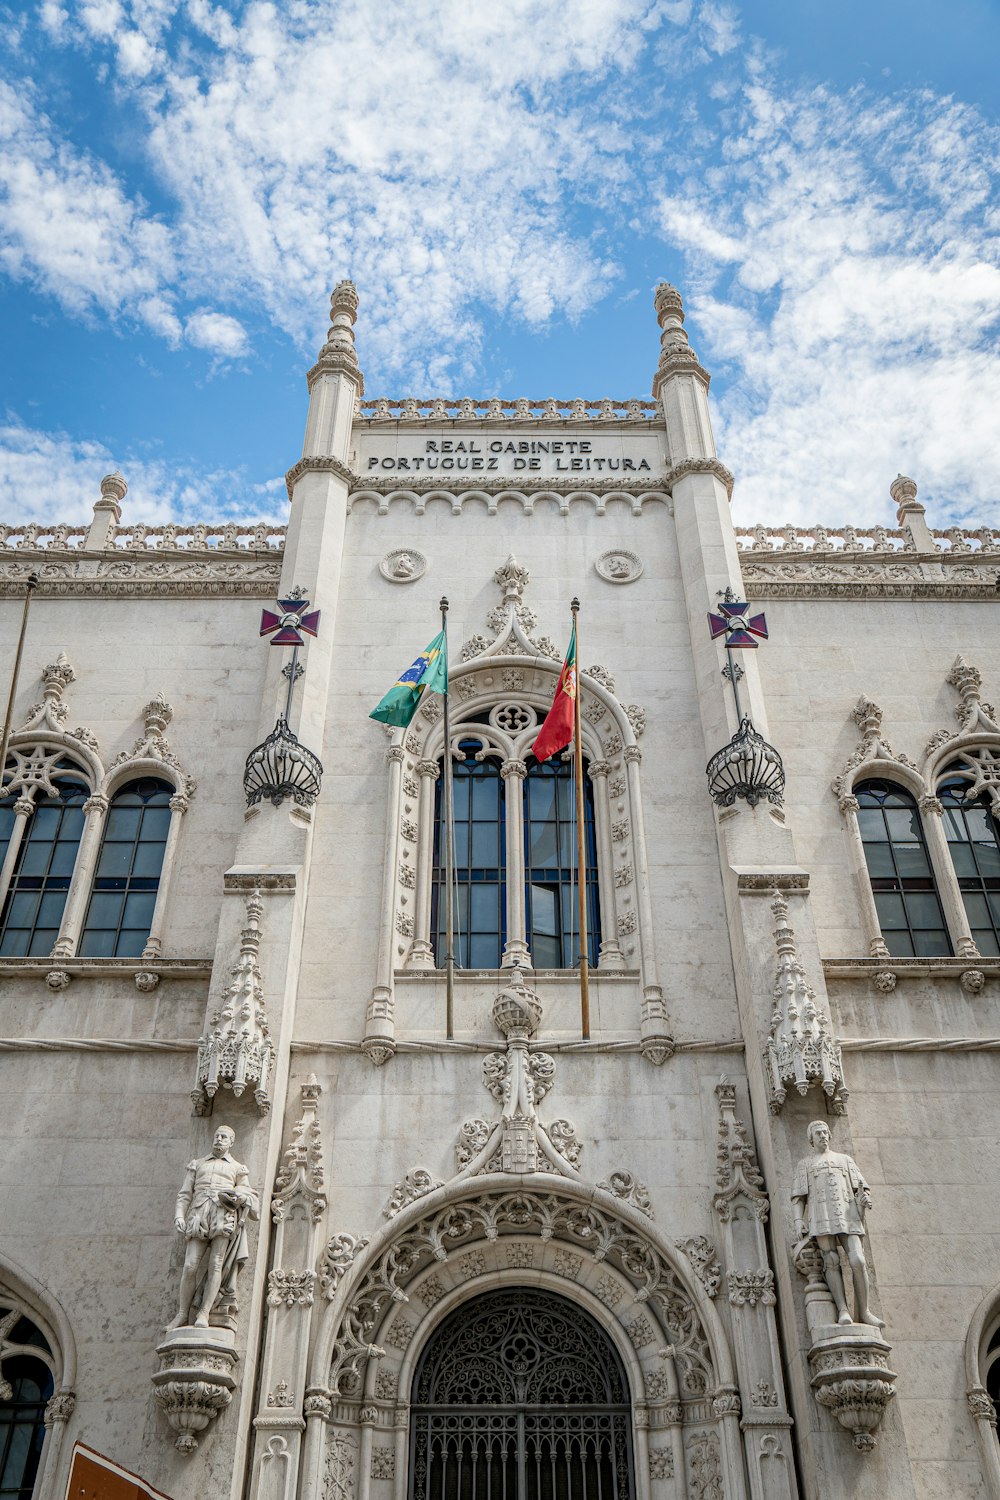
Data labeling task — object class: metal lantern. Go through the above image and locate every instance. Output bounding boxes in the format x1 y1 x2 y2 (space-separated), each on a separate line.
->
243 716 323 808
706 717 785 808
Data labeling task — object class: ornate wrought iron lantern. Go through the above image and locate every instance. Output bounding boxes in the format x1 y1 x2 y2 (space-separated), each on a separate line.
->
706 717 784 808
244 716 323 808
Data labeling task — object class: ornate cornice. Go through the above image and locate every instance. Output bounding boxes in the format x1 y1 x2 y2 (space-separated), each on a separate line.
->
284 454 357 497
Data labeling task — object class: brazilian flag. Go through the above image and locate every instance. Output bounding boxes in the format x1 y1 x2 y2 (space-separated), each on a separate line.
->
370 630 448 728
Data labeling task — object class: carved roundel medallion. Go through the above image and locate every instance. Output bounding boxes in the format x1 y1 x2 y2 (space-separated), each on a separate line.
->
596 550 643 584
380 548 428 584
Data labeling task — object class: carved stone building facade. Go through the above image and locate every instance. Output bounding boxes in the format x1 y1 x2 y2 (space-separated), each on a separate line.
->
2 282 1000 1500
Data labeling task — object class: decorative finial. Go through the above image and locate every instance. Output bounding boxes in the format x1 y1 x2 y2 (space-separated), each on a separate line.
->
890 473 921 522
652 282 704 397
308 280 363 392
100 472 128 504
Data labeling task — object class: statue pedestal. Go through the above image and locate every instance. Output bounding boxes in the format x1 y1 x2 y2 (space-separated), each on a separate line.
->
152 1324 240 1454
807 1323 896 1454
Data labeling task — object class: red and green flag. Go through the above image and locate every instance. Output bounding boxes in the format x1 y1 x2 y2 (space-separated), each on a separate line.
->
370 630 448 728
531 623 577 762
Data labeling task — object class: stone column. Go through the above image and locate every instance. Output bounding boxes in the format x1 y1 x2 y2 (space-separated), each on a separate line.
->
0 797 33 913
407 759 439 968
500 758 530 968
836 795 892 959
142 790 190 960
365 744 404 1062
50 794 108 958
623 745 669 1052
588 759 624 969
919 794 979 958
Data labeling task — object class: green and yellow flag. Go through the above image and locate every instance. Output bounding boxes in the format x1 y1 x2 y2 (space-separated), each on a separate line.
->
370 630 448 728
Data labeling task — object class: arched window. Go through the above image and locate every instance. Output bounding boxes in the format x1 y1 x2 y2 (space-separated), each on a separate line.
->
0 1310 55 1500
0 771 88 957
985 1323 1000 1439
410 1287 633 1500
855 779 951 957
524 757 599 968
432 746 506 969
79 778 173 957
940 775 1000 957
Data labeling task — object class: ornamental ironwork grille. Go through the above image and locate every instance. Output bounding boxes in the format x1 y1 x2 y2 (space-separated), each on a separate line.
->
409 1288 634 1500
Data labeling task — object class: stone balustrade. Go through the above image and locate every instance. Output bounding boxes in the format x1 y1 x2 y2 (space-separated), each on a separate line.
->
356 397 660 420
735 524 1000 554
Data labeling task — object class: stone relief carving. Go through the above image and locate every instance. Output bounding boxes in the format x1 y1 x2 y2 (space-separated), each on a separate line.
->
595 549 643 584
192 888 274 1116
598 1170 654 1219
727 1270 776 1308
792 1121 881 1329
325 1185 715 1401
271 1075 328 1225
322 1432 357 1500
675 1236 721 1298
371 1446 395 1480
383 1169 444 1219
379 548 427 584
647 1447 673 1479
712 1080 768 1224
763 889 847 1115
320 1233 371 1300
685 1429 723 1500
111 692 196 797
267 1270 316 1307
266 1380 293 1407
454 971 582 1178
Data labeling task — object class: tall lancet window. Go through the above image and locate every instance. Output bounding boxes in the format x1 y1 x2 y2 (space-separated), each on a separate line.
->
0 770 88 957
432 744 506 969
524 756 599 968
939 774 1000 956
856 779 950 957
79 778 173 957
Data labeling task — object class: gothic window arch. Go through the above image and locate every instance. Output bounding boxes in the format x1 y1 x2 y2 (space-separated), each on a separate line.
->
409 1287 634 1500
966 1287 1000 1495
79 777 174 957
0 760 90 958
0 1303 58 1500
854 779 951 957
425 704 602 973
938 768 1000 957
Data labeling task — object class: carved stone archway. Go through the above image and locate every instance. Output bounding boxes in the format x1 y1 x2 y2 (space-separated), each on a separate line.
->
301 1176 747 1500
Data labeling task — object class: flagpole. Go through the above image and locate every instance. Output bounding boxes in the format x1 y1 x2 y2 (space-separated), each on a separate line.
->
440 597 456 1040
571 597 590 1041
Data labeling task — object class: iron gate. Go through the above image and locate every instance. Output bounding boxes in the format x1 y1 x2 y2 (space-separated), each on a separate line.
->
409 1287 634 1500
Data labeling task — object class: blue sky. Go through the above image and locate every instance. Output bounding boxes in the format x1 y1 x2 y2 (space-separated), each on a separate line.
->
1 0 998 527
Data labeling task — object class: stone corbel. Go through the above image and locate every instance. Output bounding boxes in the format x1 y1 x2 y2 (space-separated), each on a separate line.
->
152 1326 239 1453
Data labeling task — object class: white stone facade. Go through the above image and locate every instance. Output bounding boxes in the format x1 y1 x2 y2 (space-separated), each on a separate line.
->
1 281 999 1500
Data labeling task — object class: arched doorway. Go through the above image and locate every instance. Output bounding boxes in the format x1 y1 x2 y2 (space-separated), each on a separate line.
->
409 1287 634 1500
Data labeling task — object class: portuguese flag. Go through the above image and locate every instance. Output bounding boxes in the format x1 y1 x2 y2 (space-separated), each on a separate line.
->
531 623 577 762
370 630 448 728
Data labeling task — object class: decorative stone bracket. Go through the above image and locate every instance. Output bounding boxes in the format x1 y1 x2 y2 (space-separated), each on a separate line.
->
795 1242 896 1452
152 1326 239 1454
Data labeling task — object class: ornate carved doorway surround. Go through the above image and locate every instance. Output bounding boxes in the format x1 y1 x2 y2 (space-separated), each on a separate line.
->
409 1286 633 1500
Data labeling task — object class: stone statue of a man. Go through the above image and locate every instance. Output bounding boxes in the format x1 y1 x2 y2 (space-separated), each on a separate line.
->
167 1126 259 1331
791 1120 882 1328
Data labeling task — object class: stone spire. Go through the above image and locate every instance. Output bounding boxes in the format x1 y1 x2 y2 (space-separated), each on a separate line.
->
86 471 127 550
192 889 274 1115
307 280 363 394
763 890 847 1114
651 282 709 398
890 473 935 551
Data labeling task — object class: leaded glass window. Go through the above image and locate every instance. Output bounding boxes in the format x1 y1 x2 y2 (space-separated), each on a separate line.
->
855 779 951 957
433 746 506 969
940 775 1000 957
0 773 88 957
79 778 173 957
524 757 599 968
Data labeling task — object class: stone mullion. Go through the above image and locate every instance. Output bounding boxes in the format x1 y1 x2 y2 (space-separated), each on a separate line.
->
624 746 668 1041
0 798 33 920
408 760 439 969
141 792 190 960
50 794 108 959
919 794 979 958
838 795 891 959
588 760 624 970
500 759 530 969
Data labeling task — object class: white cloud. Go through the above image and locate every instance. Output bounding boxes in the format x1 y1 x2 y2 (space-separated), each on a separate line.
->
657 78 1000 525
0 418 285 524
184 308 249 357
